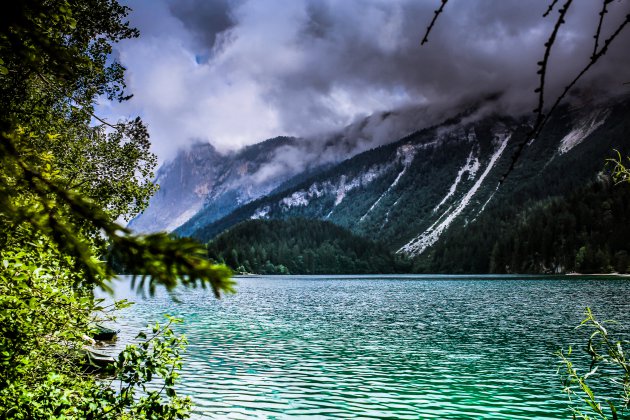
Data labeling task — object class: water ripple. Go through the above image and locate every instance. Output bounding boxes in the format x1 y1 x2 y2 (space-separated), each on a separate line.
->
98 276 630 419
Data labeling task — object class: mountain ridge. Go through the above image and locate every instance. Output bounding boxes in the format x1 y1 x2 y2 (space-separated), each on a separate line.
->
129 97 499 233
128 136 300 232
178 96 630 274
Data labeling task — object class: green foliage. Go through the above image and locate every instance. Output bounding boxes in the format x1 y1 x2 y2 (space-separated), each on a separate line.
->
488 178 630 274
558 308 630 419
207 219 412 274
1 249 191 418
104 317 192 419
1 245 91 405
0 0 233 417
609 150 630 185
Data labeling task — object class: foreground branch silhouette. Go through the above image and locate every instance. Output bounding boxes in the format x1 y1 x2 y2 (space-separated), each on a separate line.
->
421 1 630 180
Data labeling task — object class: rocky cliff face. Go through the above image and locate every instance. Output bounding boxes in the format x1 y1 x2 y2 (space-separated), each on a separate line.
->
127 142 223 233
128 137 301 233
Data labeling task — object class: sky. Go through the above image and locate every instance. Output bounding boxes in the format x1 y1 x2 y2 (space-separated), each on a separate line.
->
99 0 630 163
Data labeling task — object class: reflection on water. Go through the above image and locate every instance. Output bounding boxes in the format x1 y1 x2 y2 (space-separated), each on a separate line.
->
97 275 630 419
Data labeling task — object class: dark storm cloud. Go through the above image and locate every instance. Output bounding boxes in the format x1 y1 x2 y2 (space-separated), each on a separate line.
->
109 0 630 161
167 0 235 57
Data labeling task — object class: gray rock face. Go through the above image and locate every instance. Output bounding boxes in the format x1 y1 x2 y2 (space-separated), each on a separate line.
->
127 142 223 233
128 137 301 233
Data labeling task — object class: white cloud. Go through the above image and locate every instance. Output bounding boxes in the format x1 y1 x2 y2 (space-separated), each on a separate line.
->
100 0 630 164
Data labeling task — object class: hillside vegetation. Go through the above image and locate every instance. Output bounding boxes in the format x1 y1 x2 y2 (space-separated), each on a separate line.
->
489 178 630 274
207 219 411 274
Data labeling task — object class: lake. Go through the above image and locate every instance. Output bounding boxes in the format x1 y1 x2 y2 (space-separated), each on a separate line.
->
100 275 630 419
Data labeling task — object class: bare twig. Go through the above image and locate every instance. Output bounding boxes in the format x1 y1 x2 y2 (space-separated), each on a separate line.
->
537 13 630 136
421 0 448 45
543 0 560 17
419 2 629 184
88 112 121 130
533 0 574 129
502 8 630 182
593 0 613 59
501 0 575 181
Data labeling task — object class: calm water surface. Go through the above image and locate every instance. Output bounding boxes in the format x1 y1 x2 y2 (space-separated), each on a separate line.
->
101 275 630 419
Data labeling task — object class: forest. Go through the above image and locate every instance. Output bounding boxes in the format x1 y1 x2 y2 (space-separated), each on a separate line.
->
490 178 630 274
419 176 630 275
207 219 411 274
206 177 630 276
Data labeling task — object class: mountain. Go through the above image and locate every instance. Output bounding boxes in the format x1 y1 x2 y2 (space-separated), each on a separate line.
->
180 96 630 273
207 218 411 274
128 136 300 232
129 100 472 234
127 142 222 232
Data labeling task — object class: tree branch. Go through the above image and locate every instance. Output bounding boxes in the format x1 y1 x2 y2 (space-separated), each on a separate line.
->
533 0 574 129
36 72 122 131
421 0 448 46
502 7 630 183
537 13 630 137
592 0 613 60
543 0 560 17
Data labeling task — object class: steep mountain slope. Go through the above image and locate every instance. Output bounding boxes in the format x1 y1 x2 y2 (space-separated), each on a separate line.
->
181 96 630 273
179 115 520 245
128 136 300 232
129 100 476 234
127 142 223 232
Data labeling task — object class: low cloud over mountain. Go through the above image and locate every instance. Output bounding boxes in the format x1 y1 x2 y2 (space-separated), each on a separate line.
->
107 0 630 162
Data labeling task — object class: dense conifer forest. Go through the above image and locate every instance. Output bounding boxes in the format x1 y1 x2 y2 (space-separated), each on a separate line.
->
489 178 630 274
417 177 630 274
204 176 630 276
206 219 412 274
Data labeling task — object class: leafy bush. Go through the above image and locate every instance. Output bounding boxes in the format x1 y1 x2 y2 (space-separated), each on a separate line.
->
0 1 233 417
558 308 629 420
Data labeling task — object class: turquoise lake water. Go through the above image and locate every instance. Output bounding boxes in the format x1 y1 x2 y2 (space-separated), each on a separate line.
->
102 275 630 419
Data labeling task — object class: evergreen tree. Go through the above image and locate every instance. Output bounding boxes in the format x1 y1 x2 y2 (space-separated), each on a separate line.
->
207 219 411 274
0 1 232 417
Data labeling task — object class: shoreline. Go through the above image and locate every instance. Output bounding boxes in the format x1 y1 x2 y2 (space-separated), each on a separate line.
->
565 272 630 277
232 272 630 278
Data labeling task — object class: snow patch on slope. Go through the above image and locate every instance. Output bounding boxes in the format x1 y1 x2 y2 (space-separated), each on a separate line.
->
558 110 610 154
359 167 407 222
381 197 402 229
274 163 391 215
281 191 311 207
359 143 419 222
433 148 480 213
477 187 498 215
276 140 433 217
398 132 511 256
250 206 270 220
